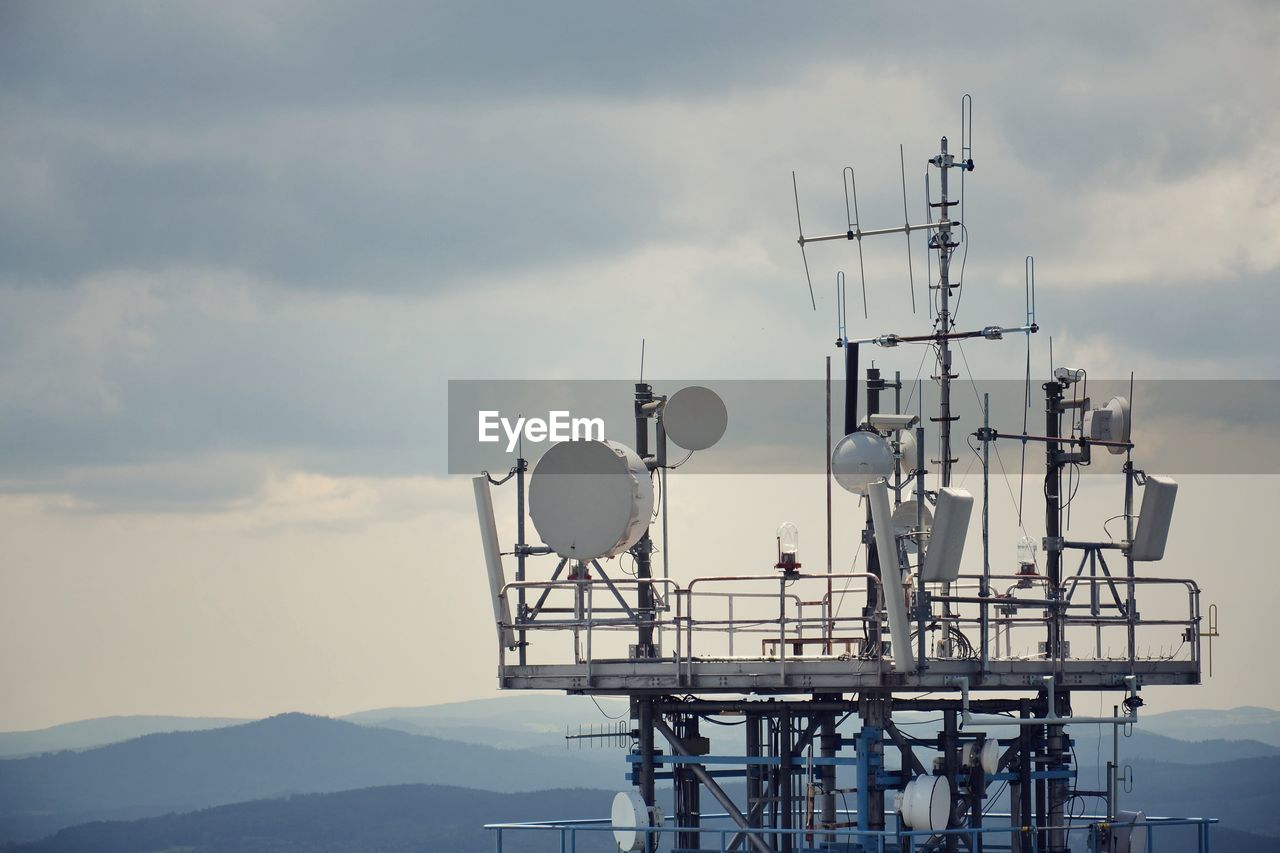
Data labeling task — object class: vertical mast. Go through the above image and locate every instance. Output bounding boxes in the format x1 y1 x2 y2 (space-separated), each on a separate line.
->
932 137 957 487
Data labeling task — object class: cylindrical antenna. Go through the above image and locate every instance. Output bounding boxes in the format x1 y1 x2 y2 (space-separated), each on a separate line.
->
844 342 859 436
899 144 917 313
793 171 817 310
836 271 847 343
843 166 869 318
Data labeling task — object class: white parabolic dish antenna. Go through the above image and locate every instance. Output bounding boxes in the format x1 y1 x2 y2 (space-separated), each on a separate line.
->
899 774 950 831
611 790 652 852
831 431 895 494
529 439 654 561
1084 395 1130 456
662 385 728 451
893 499 933 555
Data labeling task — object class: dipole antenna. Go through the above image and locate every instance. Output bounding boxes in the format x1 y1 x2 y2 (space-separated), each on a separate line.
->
899 144 917 314
960 94 973 225
793 171 817 310
842 167 869 319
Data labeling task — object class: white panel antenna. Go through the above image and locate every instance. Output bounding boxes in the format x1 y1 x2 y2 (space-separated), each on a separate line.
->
868 479 915 672
1130 476 1177 561
472 476 516 649
922 487 974 583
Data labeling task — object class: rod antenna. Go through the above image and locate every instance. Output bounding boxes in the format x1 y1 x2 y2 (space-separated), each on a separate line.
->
793 171 817 310
836 271 848 344
899 144 917 313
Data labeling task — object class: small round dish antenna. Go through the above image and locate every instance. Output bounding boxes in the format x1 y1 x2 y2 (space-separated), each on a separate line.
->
662 385 728 451
529 440 654 561
611 790 659 852
1083 395 1131 455
892 499 933 556
898 774 950 831
896 429 918 475
831 431 895 494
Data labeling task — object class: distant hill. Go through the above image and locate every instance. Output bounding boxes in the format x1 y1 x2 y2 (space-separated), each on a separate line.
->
0 716 247 759
1139 706 1280 747
1072 727 1280 765
1123 755 1280 839
0 713 624 843
4 699 1279 849
3 780 1275 853
343 694 629 752
3 784 616 853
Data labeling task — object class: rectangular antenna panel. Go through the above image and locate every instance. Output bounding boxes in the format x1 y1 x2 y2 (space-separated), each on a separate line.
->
922 487 974 583
868 480 916 672
1130 475 1177 562
473 476 517 649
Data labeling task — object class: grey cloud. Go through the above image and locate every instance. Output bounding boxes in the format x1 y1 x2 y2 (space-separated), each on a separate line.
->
2 2 1274 296
0 107 674 289
1 1 1277 510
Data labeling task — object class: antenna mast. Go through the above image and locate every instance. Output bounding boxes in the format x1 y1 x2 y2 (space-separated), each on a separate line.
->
929 135 970 486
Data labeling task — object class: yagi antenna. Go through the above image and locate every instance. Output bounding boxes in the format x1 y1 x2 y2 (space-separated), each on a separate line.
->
899 144 917 313
792 171 817 310
794 153 950 316
842 167 869 319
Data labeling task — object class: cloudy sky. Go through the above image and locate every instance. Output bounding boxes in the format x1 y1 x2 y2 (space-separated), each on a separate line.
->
1 2 1278 730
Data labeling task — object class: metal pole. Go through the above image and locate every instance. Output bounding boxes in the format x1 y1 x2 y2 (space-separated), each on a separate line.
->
935 137 958 657
942 709 959 853
780 709 793 853
1047 691 1070 853
932 135 957 488
1045 380 1064 661
633 383 655 658
819 710 837 845
981 393 990 672
638 698 656 850
826 356 834 648
915 424 927 670
1125 458 1137 669
516 457 528 665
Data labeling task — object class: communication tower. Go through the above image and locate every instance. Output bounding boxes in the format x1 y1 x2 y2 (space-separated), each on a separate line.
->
474 98 1213 852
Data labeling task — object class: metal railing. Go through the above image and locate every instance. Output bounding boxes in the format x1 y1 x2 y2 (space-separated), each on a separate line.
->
486 810 1217 852
496 569 1200 674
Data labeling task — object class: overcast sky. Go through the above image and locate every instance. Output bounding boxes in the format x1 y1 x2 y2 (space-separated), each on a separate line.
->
1 2 1277 731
